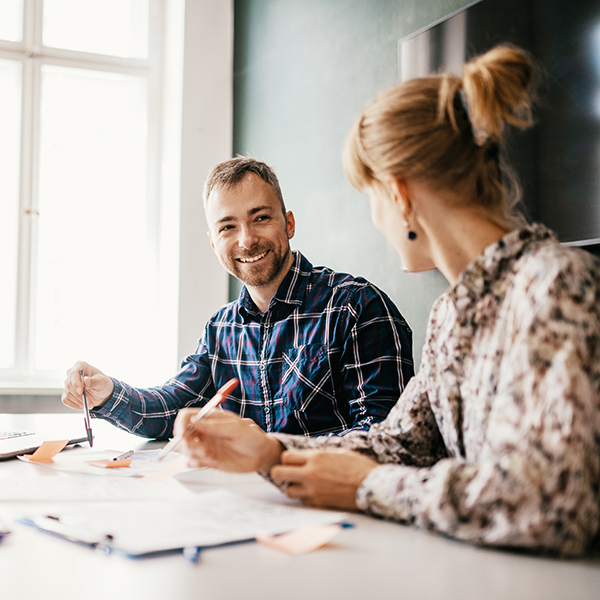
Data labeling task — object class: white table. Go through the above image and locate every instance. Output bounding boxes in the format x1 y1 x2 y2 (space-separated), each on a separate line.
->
1 413 599 600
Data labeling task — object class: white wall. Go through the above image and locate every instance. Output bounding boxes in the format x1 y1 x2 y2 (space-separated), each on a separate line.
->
177 0 232 361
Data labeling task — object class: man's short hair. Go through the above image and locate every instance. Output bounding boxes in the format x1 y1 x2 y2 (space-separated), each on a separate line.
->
203 156 286 214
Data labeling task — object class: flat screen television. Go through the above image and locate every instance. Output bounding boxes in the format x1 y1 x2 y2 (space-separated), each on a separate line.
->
399 0 600 250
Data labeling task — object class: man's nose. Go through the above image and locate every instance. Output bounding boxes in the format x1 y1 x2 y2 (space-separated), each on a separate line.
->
237 225 259 249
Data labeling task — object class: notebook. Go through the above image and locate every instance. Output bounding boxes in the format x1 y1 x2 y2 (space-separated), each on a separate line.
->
0 428 89 460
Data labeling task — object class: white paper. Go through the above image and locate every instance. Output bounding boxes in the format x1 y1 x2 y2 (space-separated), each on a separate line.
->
20 489 348 556
0 474 194 502
17 448 189 478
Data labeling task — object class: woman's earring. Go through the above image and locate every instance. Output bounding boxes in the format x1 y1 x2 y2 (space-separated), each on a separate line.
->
408 231 417 241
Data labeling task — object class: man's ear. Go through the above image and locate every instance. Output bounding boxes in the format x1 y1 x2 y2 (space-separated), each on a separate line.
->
286 210 296 240
207 230 215 250
384 175 412 217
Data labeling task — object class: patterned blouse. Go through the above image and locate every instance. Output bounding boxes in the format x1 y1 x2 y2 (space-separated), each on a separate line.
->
274 225 600 556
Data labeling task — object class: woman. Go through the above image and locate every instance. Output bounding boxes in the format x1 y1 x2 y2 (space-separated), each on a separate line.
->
174 45 600 556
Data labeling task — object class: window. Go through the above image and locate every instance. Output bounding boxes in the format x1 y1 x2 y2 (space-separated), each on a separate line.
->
0 0 182 388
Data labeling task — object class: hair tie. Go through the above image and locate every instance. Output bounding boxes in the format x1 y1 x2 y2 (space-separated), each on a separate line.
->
459 89 490 147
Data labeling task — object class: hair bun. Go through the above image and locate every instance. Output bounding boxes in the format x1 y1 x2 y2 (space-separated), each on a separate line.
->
462 45 537 144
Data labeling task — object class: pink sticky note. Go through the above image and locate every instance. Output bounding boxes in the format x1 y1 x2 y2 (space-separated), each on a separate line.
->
141 455 188 483
256 523 342 555
87 459 132 469
22 440 70 463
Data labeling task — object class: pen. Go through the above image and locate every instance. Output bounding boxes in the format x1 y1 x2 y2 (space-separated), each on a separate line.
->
80 369 94 447
157 377 239 461
113 450 134 461
183 546 202 564
0 516 11 541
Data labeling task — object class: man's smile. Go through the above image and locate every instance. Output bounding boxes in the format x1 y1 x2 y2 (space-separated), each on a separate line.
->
237 250 269 264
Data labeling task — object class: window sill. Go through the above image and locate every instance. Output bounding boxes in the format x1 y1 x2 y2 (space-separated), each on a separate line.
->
0 384 63 396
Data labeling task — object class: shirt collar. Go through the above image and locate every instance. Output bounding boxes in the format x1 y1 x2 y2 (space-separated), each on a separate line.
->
237 250 312 321
449 223 556 316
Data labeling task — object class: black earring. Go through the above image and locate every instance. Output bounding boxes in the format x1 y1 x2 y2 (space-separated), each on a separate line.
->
408 231 417 241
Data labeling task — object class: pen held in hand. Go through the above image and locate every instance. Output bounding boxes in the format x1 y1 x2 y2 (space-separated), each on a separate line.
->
157 377 239 462
80 369 94 448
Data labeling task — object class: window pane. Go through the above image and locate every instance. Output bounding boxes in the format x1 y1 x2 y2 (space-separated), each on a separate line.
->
43 0 149 59
0 0 23 42
35 65 158 383
0 60 21 369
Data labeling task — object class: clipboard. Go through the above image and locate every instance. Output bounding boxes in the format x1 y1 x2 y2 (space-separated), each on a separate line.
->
17 515 209 560
17 489 349 559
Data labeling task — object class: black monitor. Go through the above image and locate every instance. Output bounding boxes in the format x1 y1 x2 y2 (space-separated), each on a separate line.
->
399 0 600 251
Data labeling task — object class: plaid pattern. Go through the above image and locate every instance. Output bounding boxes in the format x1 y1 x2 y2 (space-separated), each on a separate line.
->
95 251 414 439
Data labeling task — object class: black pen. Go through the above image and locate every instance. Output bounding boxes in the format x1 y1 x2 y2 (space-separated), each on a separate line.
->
80 369 94 447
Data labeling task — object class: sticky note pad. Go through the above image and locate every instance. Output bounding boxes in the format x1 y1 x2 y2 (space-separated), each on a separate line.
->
256 523 342 555
22 440 70 463
87 459 132 469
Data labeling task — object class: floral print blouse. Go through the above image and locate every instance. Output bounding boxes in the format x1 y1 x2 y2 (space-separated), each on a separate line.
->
274 225 600 556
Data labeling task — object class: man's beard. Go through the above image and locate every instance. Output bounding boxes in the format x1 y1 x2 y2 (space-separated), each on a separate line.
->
229 245 292 288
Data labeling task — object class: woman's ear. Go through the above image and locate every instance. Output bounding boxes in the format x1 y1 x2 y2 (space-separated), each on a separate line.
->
384 175 412 217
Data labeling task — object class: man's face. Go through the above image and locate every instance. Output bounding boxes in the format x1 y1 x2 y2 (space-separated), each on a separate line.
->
206 173 295 288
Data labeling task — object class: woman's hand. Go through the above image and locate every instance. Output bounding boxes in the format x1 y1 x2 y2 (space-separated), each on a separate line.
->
270 448 379 510
174 408 284 473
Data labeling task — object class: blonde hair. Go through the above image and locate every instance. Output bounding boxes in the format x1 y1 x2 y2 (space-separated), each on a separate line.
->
343 45 537 220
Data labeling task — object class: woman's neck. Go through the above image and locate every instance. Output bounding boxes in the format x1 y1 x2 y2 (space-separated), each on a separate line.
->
413 185 511 285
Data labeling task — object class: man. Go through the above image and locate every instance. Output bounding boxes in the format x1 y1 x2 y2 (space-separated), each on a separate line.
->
62 157 413 439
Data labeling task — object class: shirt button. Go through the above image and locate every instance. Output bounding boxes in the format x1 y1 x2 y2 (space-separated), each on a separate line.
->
260 363 266 371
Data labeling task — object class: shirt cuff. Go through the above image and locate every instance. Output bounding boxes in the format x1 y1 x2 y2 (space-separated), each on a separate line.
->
356 463 416 521
91 378 125 420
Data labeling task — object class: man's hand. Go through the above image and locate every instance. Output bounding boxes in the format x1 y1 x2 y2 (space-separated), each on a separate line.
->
270 448 379 510
175 408 284 473
61 361 114 410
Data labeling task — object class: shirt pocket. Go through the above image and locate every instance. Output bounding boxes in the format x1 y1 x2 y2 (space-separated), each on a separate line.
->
280 344 335 412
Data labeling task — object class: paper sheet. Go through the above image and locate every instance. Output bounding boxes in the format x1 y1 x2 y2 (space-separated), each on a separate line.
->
141 455 188 483
19 489 348 557
0 474 194 502
17 448 188 478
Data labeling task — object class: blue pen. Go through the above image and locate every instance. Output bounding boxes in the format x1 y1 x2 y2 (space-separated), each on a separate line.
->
183 546 202 564
112 450 134 461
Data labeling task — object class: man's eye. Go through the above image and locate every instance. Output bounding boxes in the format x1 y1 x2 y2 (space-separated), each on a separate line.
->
256 215 269 222
220 225 234 233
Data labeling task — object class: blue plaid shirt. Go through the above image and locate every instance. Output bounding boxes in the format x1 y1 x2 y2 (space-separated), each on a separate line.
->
94 251 414 439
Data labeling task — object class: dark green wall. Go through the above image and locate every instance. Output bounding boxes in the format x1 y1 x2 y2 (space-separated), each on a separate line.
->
232 0 472 363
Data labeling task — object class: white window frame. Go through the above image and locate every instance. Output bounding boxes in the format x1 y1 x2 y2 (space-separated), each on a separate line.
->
0 0 232 395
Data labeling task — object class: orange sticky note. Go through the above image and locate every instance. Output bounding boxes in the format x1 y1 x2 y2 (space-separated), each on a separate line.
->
87 459 132 469
142 455 188 483
22 440 70 463
256 523 342 555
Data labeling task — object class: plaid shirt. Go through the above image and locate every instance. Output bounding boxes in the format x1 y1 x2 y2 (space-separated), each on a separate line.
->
94 251 414 439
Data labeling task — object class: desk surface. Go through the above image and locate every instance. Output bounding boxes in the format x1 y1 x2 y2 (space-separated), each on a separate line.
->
1 413 599 600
